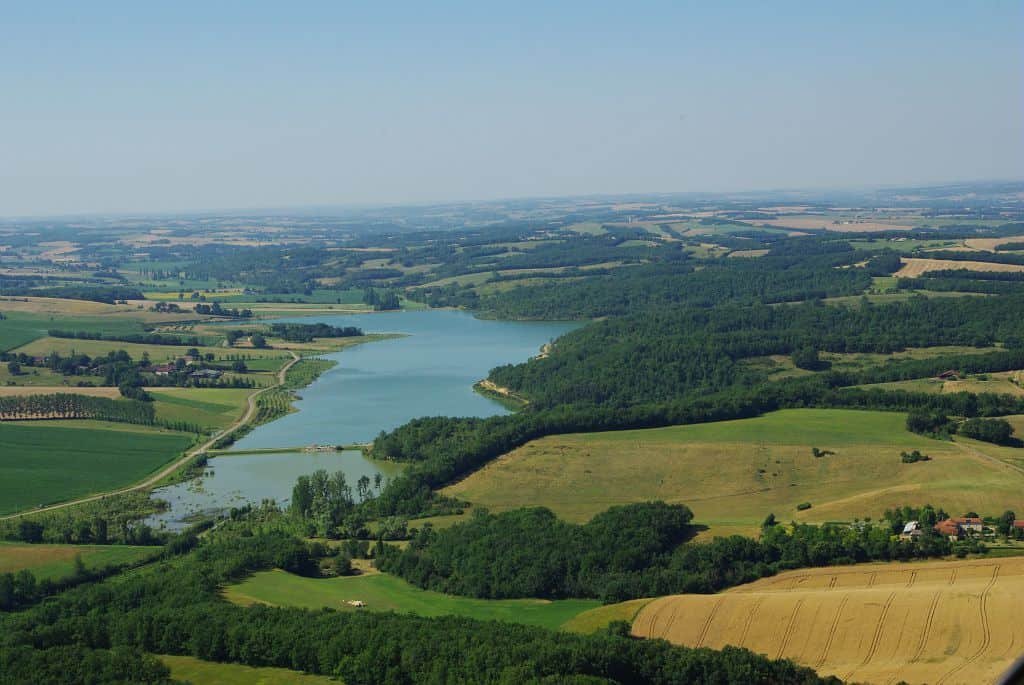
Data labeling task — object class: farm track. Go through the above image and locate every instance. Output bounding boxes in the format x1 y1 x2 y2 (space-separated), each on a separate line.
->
935 565 1000 685
633 557 1024 685
694 597 724 647
775 598 805 660
0 351 301 520
735 596 764 648
814 594 849 668
845 591 896 681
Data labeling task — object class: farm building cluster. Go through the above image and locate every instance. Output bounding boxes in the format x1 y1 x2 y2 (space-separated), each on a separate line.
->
900 516 1024 541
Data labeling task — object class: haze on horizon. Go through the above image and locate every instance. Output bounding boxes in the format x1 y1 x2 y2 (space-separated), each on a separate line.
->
1 1 1022 217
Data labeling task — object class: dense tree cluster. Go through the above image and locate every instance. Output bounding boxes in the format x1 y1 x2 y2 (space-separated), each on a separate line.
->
378 503 693 599
0 394 155 423
270 322 363 342
0 531 837 685
379 506 950 602
46 329 205 346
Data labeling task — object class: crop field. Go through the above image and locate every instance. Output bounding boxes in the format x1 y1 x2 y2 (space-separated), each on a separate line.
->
858 372 1024 398
0 309 146 351
149 387 251 430
0 541 158 580
0 421 194 514
0 385 121 398
631 556 1024 685
895 257 1024 277
443 409 1024 537
159 655 339 685
13 336 284 363
224 569 599 630
964 235 1024 251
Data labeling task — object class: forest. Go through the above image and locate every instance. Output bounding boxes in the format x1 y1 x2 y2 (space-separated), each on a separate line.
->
376 503 950 602
0 529 838 685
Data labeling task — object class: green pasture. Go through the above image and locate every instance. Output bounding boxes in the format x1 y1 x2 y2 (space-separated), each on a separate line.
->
224 569 599 630
445 408 1024 538
0 541 159 580
0 421 193 514
159 655 339 685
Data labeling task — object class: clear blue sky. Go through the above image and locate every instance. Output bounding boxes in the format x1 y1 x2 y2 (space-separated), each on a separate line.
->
1 1 1021 216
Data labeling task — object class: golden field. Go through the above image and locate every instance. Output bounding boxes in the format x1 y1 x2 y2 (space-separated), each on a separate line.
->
632 556 1024 685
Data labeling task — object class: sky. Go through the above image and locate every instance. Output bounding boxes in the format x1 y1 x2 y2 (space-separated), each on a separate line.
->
1 1 1021 216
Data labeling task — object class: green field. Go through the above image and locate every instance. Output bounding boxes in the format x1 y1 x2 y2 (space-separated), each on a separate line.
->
224 569 599 630
0 310 146 352
444 409 1024 538
13 336 288 364
0 421 194 514
561 598 653 634
0 541 159 580
150 387 251 430
159 655 339 685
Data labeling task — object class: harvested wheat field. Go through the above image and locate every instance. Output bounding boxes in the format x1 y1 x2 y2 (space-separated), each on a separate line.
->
895 257 1024 277
964 236 1024 251
632 556 1024 685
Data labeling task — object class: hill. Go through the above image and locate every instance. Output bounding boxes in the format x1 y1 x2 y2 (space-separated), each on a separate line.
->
631 556 1024 685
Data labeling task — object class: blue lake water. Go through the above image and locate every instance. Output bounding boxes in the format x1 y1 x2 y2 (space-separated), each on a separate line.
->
148 309 576 528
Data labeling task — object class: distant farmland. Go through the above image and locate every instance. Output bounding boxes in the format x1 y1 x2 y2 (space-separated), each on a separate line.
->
895 257 1024 277
444 409 1024 537
632 556 1024 685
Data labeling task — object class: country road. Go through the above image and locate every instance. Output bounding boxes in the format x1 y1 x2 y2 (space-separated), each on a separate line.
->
0 351 301 521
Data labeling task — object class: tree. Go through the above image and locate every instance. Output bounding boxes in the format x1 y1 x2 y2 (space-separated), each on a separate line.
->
7 360 21 375
997 510 1016 536
792 347 829 371
333 554 353 576
17 520 44 543
250 334 268 349
232 360 248 373
958 418 1014 445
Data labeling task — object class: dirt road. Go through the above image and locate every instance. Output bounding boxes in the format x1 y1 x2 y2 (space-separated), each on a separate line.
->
0 351 301 521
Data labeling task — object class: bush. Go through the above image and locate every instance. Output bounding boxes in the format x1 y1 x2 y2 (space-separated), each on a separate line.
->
796 502 812 511
900 450 931 463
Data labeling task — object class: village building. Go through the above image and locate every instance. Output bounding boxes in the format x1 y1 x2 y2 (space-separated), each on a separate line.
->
952 516 984 533
933 518 962 540
899 521 923 541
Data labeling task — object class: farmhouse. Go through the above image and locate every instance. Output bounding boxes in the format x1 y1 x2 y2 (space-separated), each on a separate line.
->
899 521 923 540
933 518 962 539
936 369 960 380
952 516 984 533
151 363 175 376
189 368 223 380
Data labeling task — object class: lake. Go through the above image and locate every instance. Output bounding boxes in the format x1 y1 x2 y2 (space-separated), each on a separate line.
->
147 309 576 528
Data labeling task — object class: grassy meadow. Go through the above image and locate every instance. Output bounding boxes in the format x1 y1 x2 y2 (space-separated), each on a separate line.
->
0 421 194 514
0 541 158 580
444 409 1024 537
159 655 339 685
224 569 599 630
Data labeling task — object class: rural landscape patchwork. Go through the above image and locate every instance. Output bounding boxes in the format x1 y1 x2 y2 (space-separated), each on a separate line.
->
3 184 1024 684
3 3 1023 684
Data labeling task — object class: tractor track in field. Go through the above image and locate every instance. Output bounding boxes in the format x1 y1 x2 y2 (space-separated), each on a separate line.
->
936 565 1000 685
814 594 849 668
